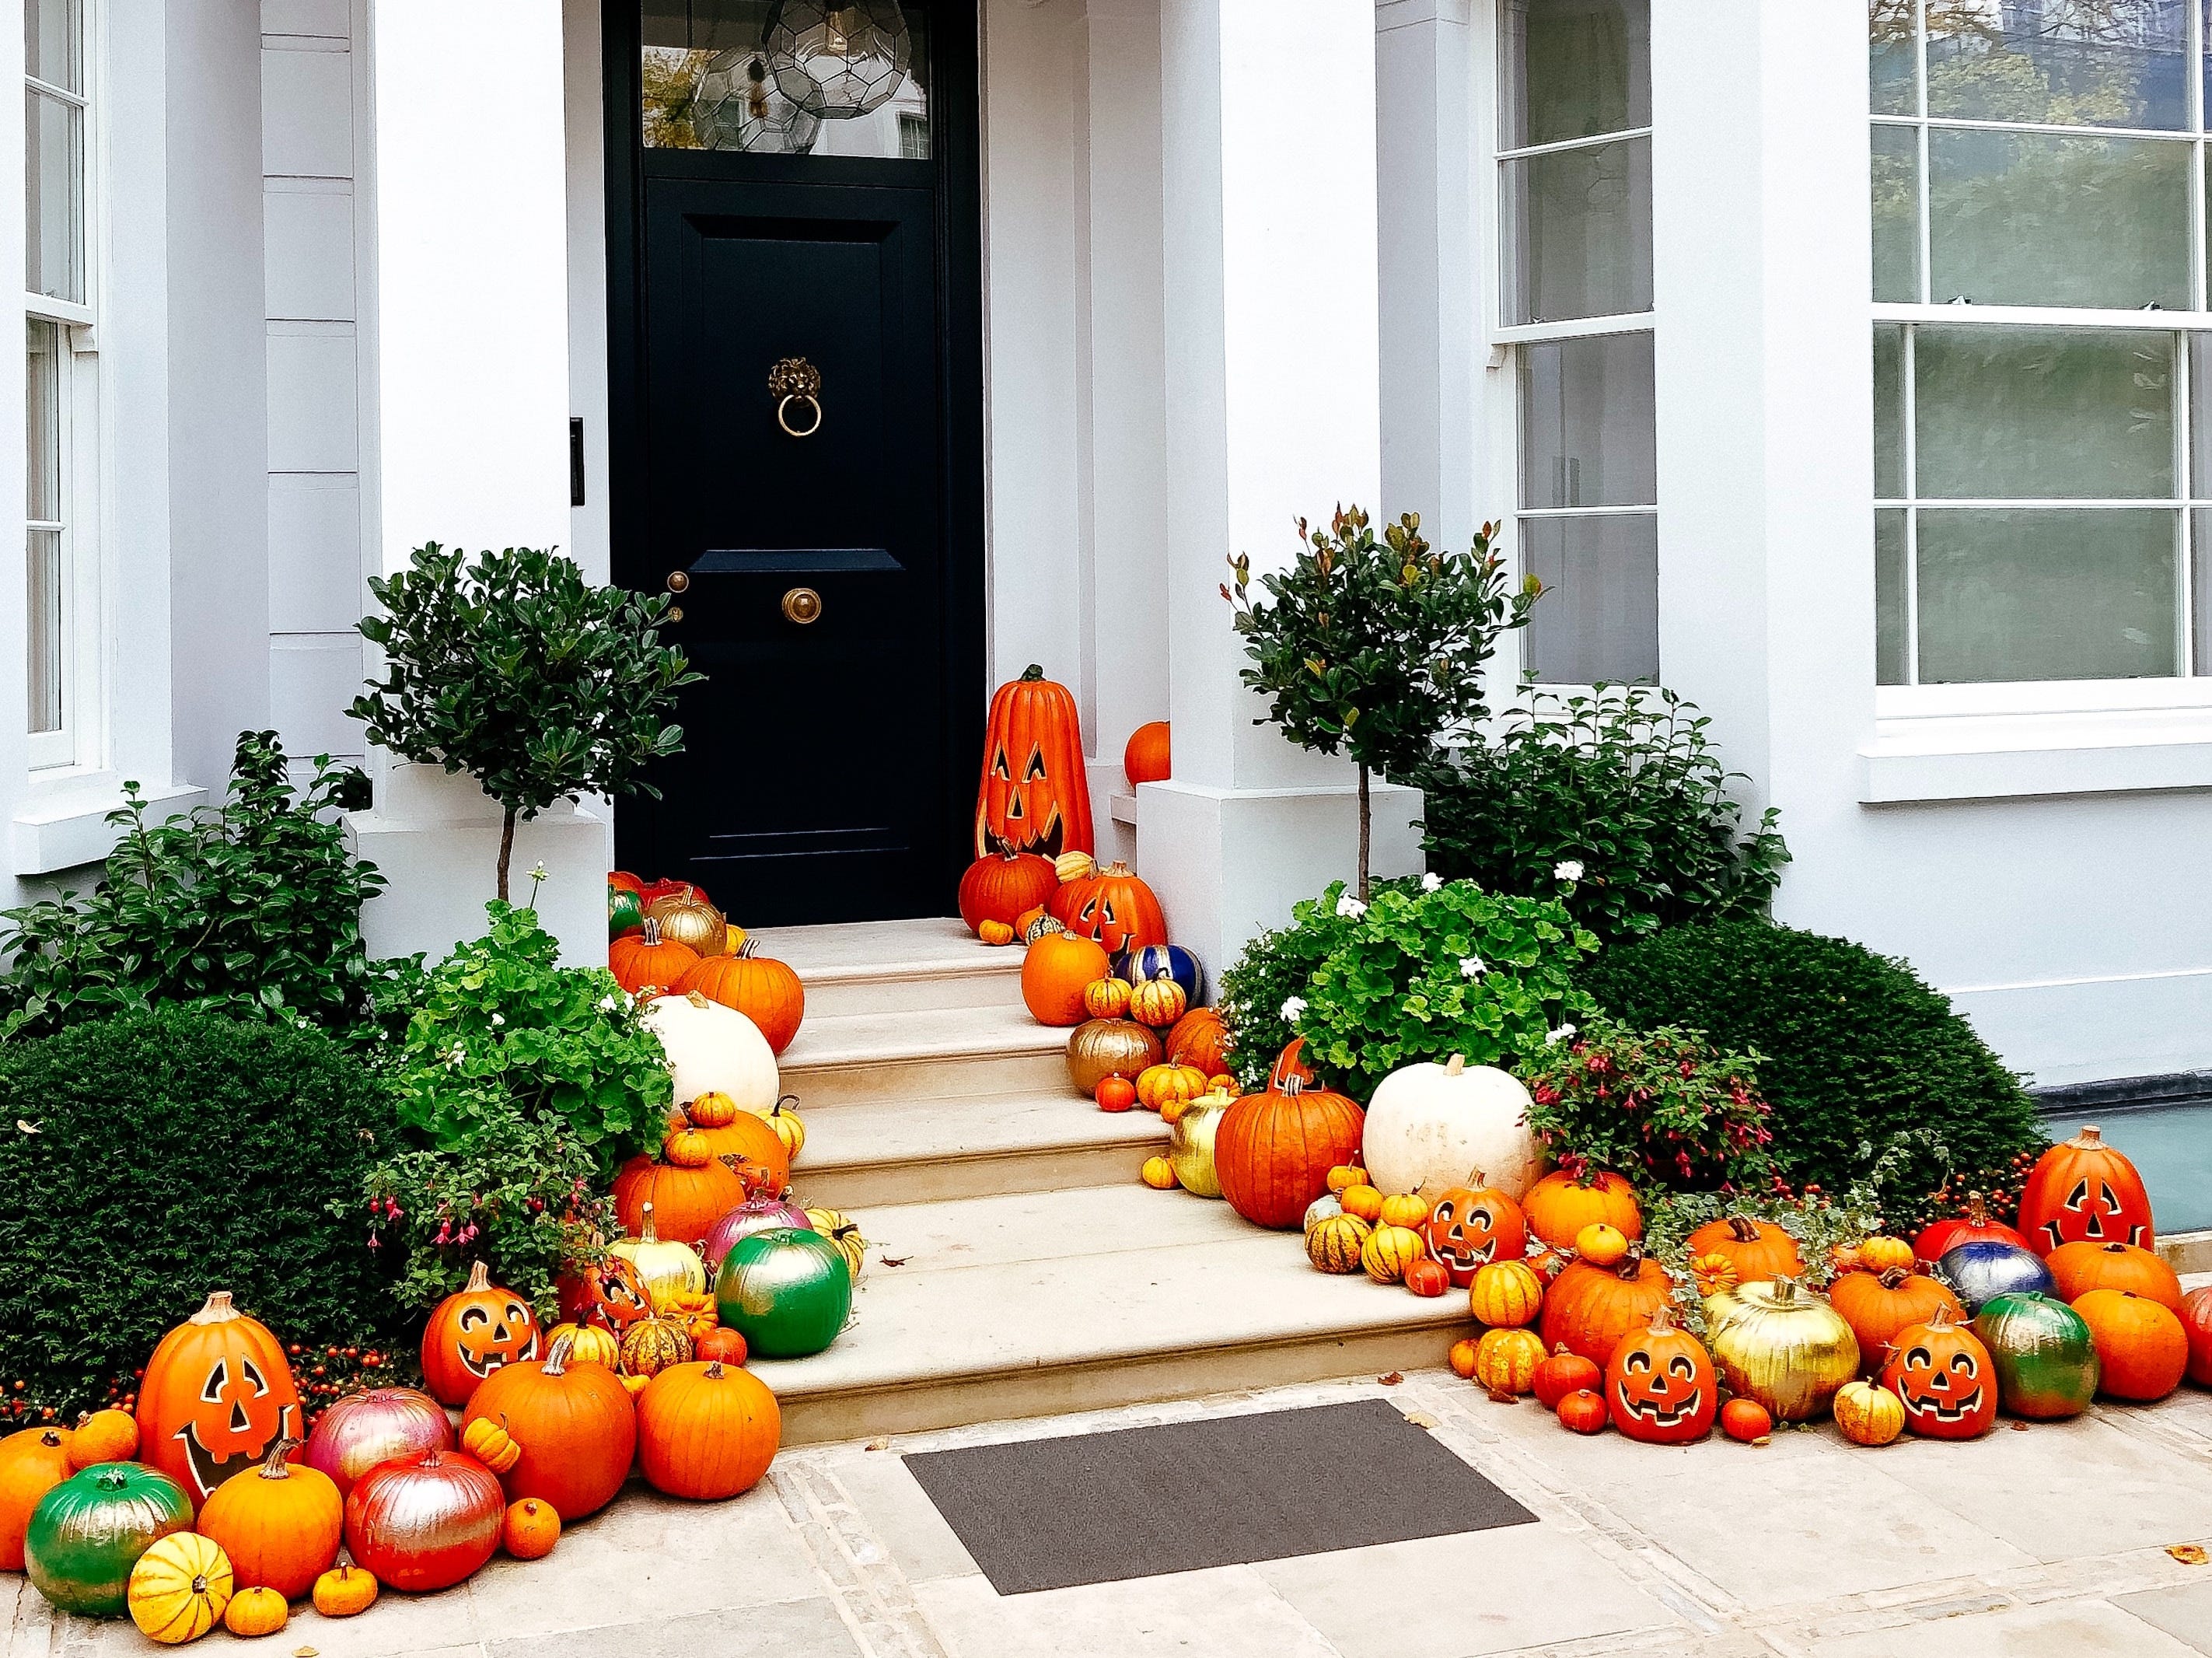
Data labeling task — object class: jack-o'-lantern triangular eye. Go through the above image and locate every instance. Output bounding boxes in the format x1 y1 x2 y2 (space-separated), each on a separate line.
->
200 1359 229 1404
1024 749 1048 782
991 746 1011 780
238 1357 269 1397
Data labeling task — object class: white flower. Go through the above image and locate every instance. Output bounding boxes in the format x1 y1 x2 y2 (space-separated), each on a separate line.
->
1281 996 1308 1023
1335 893 1368 919
1546 1023 1578 1045
489 1012 505 1027
1459 956 1486 979
1421 872 1442 892
599 994 623 1013
529 862 549 882
1553 859 1584 883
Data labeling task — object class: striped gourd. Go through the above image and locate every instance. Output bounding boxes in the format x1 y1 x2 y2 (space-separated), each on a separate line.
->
1307 1214 1372 1274
1361 1223 1426 1285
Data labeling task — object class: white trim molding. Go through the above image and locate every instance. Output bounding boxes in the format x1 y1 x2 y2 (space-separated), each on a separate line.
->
12 778 204 875
1860 706 2212 803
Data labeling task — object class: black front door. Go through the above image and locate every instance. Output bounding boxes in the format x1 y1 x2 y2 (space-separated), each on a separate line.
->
606 2 984 927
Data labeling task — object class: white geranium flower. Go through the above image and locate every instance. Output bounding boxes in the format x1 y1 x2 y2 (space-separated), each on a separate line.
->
1281 996 1308 1023
1421 871 1442 892
1459 955 1486 979
599 994 623 1013
489 1012 505 1027
529 862 549 882
1553 859 1585 883
1546 1023 1578 1045
1335 893 1368 919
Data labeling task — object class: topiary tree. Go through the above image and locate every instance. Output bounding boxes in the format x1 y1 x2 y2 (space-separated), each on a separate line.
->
1577 921 2049 1230
1225 508 1538 898
0 1006 410 1419
350 544 702 902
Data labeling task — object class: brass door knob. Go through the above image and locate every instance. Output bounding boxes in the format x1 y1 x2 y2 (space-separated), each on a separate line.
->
781 586 823 625
666 570 690 593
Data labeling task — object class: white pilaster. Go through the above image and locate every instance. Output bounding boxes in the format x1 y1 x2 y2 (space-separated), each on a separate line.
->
1143 0 1422 980
346 1 603 966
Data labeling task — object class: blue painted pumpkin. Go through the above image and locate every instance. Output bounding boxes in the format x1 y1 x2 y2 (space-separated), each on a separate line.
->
1937 1240 2054 1313
1113 943 1204 1008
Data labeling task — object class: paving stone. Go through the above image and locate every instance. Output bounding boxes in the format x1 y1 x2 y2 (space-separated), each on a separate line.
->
1790 1597 2203 1656
2114 1579 2212 1656
911 1564 1340 1658
1254 1526 1680 1658
836 1457 982 1583
482 1597 862 1658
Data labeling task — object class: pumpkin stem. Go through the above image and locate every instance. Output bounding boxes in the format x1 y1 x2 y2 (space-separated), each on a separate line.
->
704 1361 726 1380
638 1202 660 1246
1020 663 1045 681
2075 1125 2103 1146
1445 1054 1466 1076
544 1331 575 1376
684 991 711 1009
1614 1244 1645 1279
1876 1265 1911 1289
464 1260 493 1292
257 1439 302 1478
38 1429 62 1447
190 1290 241 1324
1727 1216 1761 1244
641 916 663 946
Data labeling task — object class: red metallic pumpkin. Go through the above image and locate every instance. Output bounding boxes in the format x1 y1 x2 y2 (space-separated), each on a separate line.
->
1213 1039 1365 1230
2015 1125 2154 1256
1912 1192 2029 1264
2182 1285 2212 1386
302 1388 452 1500
341 1450 502 1593
138 1292 304 1509
419 1261 542 1408
976 665 1095 859
1049 862 1169 956
958 844 1061 936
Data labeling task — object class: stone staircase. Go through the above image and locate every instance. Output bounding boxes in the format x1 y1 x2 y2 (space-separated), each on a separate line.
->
741 918 1473 1444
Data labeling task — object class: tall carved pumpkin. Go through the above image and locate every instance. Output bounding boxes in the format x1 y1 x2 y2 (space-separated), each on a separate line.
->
418 1261 543 1408
1049 862 1169 955
975 665 1095 859
1214 1039 1365 1230
2015 1125 2154 1256
138 1293 304 1509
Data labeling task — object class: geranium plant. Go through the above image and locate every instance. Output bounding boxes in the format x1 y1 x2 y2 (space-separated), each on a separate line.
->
351 543 702 901
1518 1016 1775 1196
1225 508 1538 898
1217 875 1595 1101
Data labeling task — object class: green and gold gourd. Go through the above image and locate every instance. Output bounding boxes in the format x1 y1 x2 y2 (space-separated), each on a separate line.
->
715 1226 851 1359
1974 1292 2099 1419
25 1463 193 1617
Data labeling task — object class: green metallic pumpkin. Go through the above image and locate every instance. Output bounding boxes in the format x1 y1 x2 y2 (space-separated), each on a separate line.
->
24 1462 193 1618
1974 1292 2100 1420
715 1226 852 1359
609 885 646 941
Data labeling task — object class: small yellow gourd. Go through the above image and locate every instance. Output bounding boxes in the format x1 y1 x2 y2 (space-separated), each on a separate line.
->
1469 1258 1545 1328
1141 1156 1179 1191
1361 1223 1426 1284
1833 1380 1906 1447
461 1413 522 1474
1378 1193 1431 1230
1474 1327 1547 1395
223 1585 288 1639
1574 1222 1629 1268
128 1533 234 1646
1084 978 1133 1020
1307 1213 1372 1273
1339 1184 1386 1223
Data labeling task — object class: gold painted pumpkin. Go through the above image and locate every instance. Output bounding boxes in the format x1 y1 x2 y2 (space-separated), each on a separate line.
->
128 1532 233 1646
1469 1259 1545 1329
1704 1275 1861 1422
1308 1214 1372 1273
1126 973 1188 1030
1361 1223 1426 1285
1474 1327 1546 1396
646 885 729 957
1165 1091 1234 1197
1068 1020 1164 1096
1833 1380 1906 1446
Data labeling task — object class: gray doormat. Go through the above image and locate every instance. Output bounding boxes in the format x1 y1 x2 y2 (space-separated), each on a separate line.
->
902 1397 1536 1595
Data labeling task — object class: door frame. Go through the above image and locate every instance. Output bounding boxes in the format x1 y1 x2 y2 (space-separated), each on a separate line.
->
600 2 988 909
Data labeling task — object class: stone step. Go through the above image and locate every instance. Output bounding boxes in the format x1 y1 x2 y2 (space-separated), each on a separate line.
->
750 917 1024 1020
785 1090 1168 1209
748 1185 1473 1446
777 1002 1071 1108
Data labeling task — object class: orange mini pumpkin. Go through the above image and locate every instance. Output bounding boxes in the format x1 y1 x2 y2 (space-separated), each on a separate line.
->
502 1497 561 1560
138 1292 304 1508
66 1409 138 1469
1022 932 1113 1027
1123 720 1171 785
1084 978 1133 1020
420 1261 543 1408
977 665 1095 859
957 841 1061 936
1532 1345 1600 1410
609 918 701 996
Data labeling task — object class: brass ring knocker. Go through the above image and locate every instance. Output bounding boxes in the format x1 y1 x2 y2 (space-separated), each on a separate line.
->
769 356 823 438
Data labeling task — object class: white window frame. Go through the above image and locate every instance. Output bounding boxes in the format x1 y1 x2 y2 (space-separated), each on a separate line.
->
23 0 103 775
1484 0 1660 692
1871 0 2212 720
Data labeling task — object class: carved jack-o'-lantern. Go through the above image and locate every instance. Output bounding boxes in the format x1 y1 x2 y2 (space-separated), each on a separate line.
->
1603 1306 1716 1446
1421 1177 1529 1288
419 1262 543 1408
1876 1303 1997 1439
1049 862 1168 957
138 1292 304 1506
2015 1126 2154 1257
571 1256 652 1336
975 666 1095 859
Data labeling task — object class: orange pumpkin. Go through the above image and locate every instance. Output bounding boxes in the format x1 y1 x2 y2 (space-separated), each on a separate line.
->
1022 932 1112 1027
2046 1240 2182 1312
977 664 1095 859
138 1292 304 1508
1165 1007 1231 1077
1604 1306 1716 1445
682 1107 792 1195
1123 720 1171 785
1049 862 1169 955
608 918 701 996
0 1425 73 1570
637 1361 783 1500
1720 1397 1773 1443
502 1498 561 1560
1826 1267 1962 1372
1522 1170 1642 1250
675 944 805 1055
1877 1303 1997 1439
419 1261 543 1408
958 842 1061 936
2073 1288 2189 1401
1683 1215 1804 1286
66 1409 138 1469
1538 1247 1674 1369
613 1154 750 1247
1126 972 1187 1030
1213 1039 1365 1230
1421 1177 1528 1287
1532 1345 1600 1409
197 1441 343 1600
460 1334 638 1521
1555 1389 1609 1435
2015 1125 2154 1256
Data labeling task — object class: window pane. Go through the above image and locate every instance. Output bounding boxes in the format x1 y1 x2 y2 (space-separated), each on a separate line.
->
1871 124 1920 302
27 320 61 524
1521 332 1656 509
1915 327 2174 500
26 87 83 303
24 0 79 93
1501 0 1650 149
1927 0 2189 131
1917 508 2178 682
1928 129 2191 310
642 0 930 158
1521 513 1658 684
26 320 61 737
2195 333 2210 498
1874 326 1905 499
1869 0 1917 115
2197 512 2212 672
1876 509 1910 685
1502 137 1653 324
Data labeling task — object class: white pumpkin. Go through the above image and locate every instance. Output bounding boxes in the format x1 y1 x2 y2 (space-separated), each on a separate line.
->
1361 1053 1545 1202
643 991 779 1112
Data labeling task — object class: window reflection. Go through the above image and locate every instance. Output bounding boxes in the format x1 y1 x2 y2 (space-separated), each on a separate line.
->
643 1 930 158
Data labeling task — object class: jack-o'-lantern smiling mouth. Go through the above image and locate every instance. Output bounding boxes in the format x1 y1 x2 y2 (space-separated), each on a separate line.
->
1429 1237 1496 1272
1904 1385 1983 1422
175 1404 300 1500
1615 1380 1703 1427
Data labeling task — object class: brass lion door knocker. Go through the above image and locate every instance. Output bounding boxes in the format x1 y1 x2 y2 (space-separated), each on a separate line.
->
769 356 823 438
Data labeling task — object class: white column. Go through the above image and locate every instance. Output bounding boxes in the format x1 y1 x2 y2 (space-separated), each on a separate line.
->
1141 0 1422 980
346 1 605 966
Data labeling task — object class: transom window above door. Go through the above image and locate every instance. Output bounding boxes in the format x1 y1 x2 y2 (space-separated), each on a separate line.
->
641 1 931 159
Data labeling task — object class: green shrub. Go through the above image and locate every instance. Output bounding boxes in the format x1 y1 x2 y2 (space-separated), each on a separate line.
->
0 732 418 1048
1415 685 1789 946
386 902 669 1182
0 1007 408 1420
1218 876 1598 1102
1578 922 2047 1230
